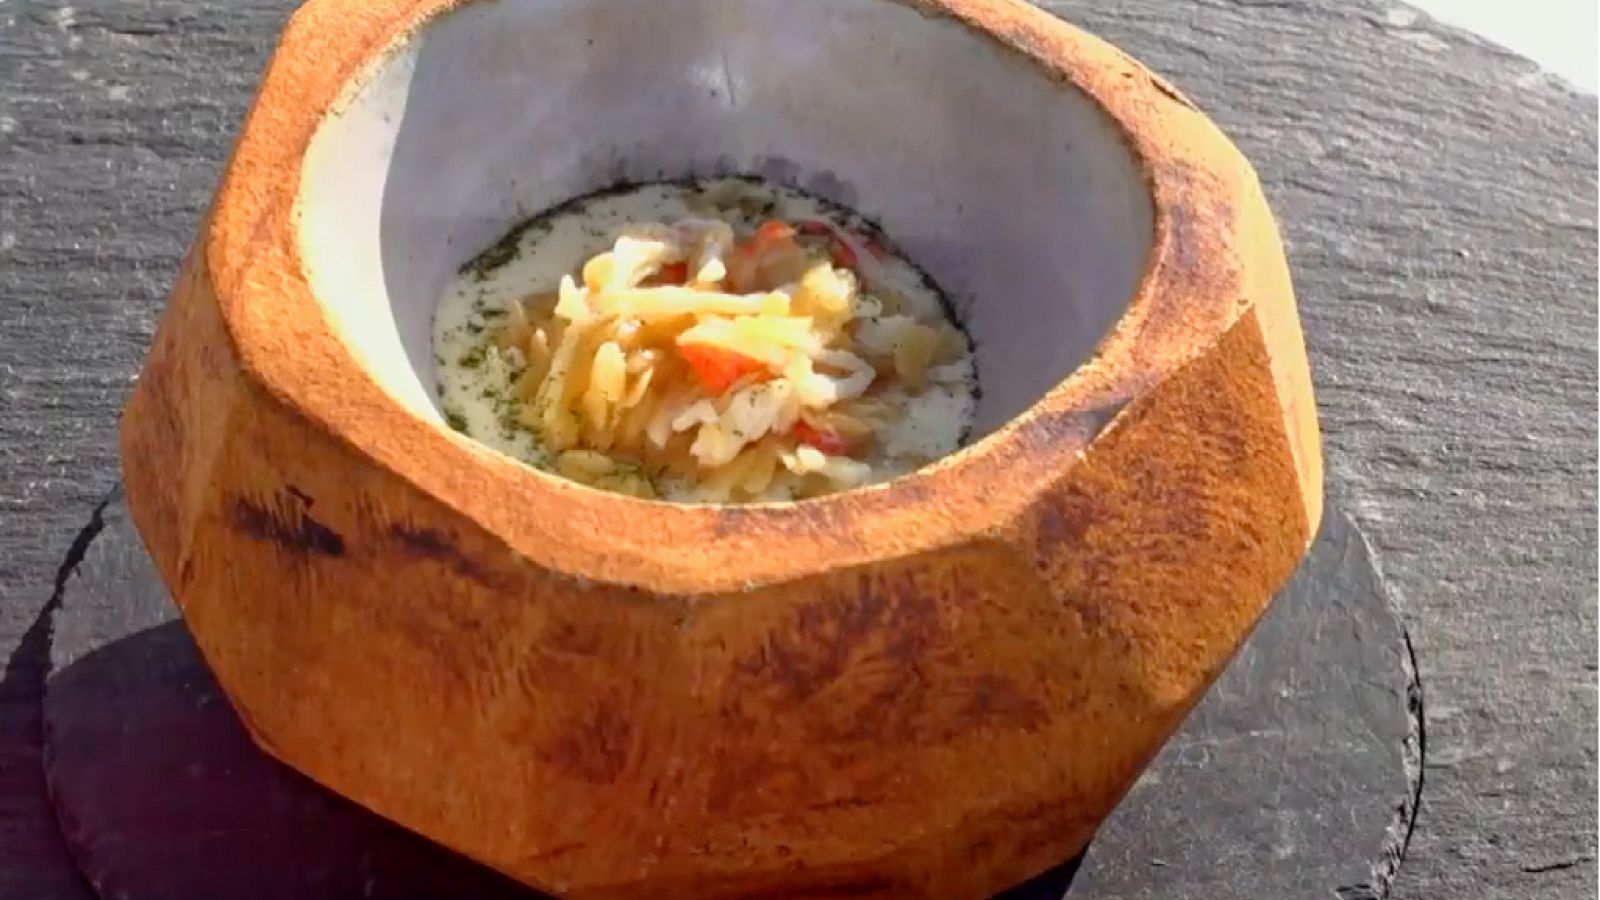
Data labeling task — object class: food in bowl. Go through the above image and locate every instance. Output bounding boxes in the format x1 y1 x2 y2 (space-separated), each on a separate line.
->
433 178 978 503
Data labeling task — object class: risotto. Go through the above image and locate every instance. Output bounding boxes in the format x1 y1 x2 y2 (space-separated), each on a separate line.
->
432 178 978 503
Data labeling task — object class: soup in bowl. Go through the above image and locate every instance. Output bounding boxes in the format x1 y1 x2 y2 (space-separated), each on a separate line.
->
430 178 981 503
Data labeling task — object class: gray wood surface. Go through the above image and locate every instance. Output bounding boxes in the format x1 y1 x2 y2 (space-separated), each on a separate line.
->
1 1 1594 899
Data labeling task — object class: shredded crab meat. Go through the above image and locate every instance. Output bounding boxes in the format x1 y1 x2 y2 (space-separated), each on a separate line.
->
446 186 976 503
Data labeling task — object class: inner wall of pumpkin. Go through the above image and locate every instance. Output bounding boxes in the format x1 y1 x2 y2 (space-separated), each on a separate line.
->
296 0 1154 443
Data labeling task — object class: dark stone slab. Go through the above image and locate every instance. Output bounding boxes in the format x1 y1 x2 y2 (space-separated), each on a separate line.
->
1069 498 1421 900
44 493 1413 899
2 0 1592 897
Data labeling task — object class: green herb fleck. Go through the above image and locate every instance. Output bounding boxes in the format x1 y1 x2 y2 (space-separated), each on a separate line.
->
460 219 542 280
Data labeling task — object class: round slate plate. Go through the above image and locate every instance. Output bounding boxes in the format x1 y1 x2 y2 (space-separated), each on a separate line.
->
43 491 1417 900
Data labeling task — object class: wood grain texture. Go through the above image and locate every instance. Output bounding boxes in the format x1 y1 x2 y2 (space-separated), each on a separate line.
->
39 494 1084 900
0 0 1593 898
38 497 1406 900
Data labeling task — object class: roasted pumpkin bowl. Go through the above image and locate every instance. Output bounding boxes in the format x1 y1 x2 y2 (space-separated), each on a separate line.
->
120 0 1322 896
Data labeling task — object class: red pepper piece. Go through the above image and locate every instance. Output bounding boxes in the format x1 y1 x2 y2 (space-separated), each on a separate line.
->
794 219 859 271
679 344 767 396
793 421 851 456
655 261 689 284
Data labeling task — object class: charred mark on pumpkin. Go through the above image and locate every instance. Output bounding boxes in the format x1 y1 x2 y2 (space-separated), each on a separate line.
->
539 696 634 785
1035 483 1098 550
728 572 985 748
1158 163 1240 294
232 490 345 558
963 674 1047 732
543 617 604 657
389 523 504 587
1147 71 1198 111
739 588 904 703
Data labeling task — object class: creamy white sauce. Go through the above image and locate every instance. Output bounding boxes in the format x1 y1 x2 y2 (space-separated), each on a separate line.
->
432 178 977 500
